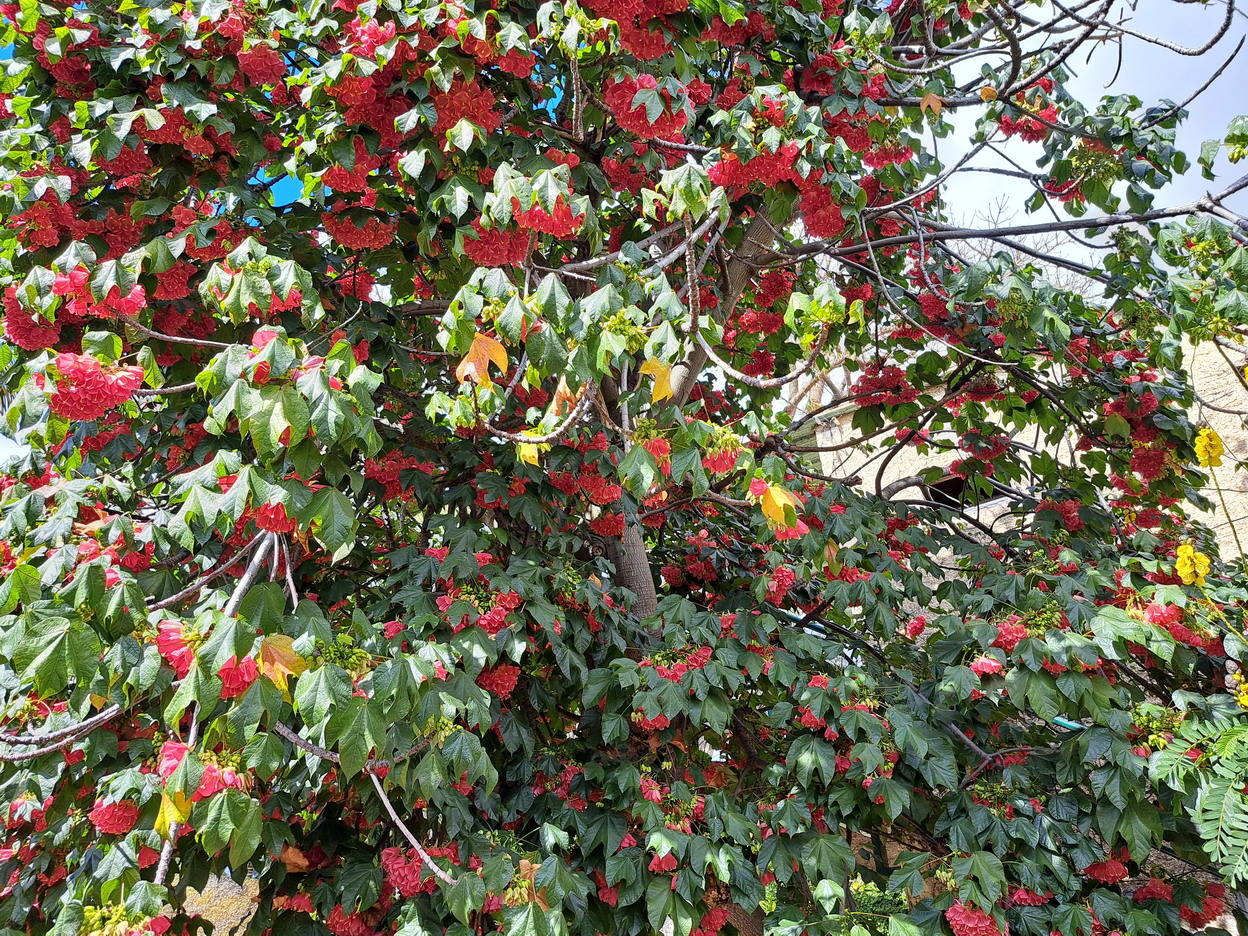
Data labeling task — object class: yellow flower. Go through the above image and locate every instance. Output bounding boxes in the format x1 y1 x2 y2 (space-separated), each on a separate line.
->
1176 542 1211 586
1195 427 1224 468
1234 673 1248 711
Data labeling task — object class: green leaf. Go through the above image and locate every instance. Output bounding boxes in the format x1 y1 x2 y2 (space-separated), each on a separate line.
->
299 487 357 559
445 871 486 923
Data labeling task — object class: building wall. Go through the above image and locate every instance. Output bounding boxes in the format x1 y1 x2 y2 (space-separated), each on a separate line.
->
813 341 1248 559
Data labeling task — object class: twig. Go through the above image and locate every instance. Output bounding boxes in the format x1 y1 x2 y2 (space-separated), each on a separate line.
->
223 533 276 618
368 771 459 886
270 721 429 770
148 535 266 611
0 705 123 762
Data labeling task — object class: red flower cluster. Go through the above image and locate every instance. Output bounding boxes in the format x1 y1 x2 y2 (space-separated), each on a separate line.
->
1082 857 1128 884
3 288 61 350
429 76 501 138
604 75 687 140
380 844 458 897
970 655 1004 677
1132 878 1173 903
849 364 918 407
476 664 521 700
992 617 1028 653
641 645 713 682
156 620 197 678
463 220 529 267
766 566 796 603
364 451 435 500
959 431 1010 461
322 138 382 193
157 742 247 801
512 197 583 237
218 656 259 699
1036 498 1084 532
254 502 296 533
49 353 144 421
999 106 1057 142
88 800 140 835
322 203 397 250
1180 884 1226 928
945 901 1005 936
709 142 801 190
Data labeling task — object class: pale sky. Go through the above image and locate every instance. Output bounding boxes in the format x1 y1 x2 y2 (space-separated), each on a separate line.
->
943 1 1247 223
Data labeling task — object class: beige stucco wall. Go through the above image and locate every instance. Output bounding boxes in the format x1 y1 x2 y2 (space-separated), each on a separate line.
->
813 339 1248 560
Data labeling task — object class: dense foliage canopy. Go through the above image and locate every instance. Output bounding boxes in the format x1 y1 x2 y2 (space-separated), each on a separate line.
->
2 0 1248 935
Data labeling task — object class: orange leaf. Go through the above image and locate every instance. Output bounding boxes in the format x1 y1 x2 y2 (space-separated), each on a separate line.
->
979 86 997 102
280 844 312 872
919 92 944 115
257 634 308 697
455 332 509 389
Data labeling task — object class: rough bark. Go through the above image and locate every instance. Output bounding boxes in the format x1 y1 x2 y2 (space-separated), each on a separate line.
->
608 521 660 617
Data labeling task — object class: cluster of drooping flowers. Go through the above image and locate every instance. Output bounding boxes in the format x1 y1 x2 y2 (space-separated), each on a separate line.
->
998 77 1058 142
603 75 688 140
476 664 522 700
321 202 397 250
88 799 140 835
364 451 436 500
1036 498 1084 532
945 901 1005 936
380 843 459 897
640 645 713 682
512 197 584 237
157 741 248 801
48 352 144 420
849 364 919 407
463 220 530 267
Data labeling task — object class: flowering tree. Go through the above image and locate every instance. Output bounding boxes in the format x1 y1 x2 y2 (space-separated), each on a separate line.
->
2 0 1248 934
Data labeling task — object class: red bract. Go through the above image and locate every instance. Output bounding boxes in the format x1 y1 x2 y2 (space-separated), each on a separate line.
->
88 800 139 835
476 663 521 699
48 353 143 421
946 902 1006 936
156 620 197 679
218 656 259 699
2 290 60 349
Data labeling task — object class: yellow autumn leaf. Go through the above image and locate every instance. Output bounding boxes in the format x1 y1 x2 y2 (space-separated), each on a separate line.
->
979 86 998 102
639 359 673 404
919 92 944 115
155 791 192 839
454 332 509 389
760 484 800 529
258 634 309 697
518 441 541 465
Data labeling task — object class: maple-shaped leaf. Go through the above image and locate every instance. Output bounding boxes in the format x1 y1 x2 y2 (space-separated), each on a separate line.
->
639 359 672 404
155 791 192 840
455 332 509 389
279 844 312 872
760 483 801 529
257 634 308 697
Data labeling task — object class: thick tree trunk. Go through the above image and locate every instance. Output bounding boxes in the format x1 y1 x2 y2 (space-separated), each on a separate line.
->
607 521 659 616
615 210 780 615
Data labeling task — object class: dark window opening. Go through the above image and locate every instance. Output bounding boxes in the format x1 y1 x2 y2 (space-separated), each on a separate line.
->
924 474 993 510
